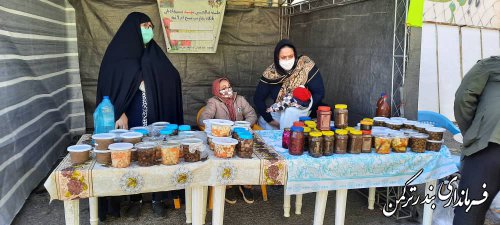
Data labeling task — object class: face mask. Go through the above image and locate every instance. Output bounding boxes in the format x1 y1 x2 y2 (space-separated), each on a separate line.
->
219 87 233 98
279 58 295 71
141 27 154 44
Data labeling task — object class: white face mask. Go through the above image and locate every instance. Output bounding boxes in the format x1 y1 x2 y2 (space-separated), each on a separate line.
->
279 58 295 71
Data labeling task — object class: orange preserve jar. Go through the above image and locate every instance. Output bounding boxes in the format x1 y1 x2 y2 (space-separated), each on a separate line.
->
316 106 332 131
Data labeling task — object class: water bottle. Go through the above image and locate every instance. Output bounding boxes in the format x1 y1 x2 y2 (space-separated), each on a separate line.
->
94 96 115 134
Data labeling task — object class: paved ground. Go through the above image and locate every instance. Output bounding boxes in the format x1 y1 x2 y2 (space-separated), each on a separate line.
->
11 132 500 225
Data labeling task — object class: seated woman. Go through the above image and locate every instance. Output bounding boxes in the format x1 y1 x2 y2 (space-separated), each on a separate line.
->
254 39 325 130
198 77 257 204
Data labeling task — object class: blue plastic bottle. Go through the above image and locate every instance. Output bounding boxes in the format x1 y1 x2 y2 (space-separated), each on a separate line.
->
94 96 115 134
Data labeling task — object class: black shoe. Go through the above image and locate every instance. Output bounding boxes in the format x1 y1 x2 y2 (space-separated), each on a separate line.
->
125 201 141 218
239 186 254 204
152 201 167 217
225 187 237 204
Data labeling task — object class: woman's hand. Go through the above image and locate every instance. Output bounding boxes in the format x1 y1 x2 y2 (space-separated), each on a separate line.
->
269 120 280 128
115 113 128 129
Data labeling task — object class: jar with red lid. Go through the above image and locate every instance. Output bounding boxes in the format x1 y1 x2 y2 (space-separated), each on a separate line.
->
282 128 291 149
293 121 305 127
316 106 332 131
289 126 305 155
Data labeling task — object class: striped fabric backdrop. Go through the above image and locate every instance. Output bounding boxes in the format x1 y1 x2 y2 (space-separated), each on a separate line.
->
0 0 85 224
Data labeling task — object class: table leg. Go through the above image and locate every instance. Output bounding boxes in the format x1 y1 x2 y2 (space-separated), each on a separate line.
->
313 191 328 225
422 180 437 225
295 194 303 215
63 200 80 225
202 186 208 224
284 193 291 217
368 187 376 210
192 186 204 225
335 189 348 225
212 185 226 225
186 188 192 224
89 197 98 225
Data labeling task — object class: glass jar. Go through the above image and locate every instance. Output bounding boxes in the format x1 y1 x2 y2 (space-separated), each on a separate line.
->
160 142 181 165
334 104 348 129
410 133 428 153
317 106 332 131
322 131 335 156
308 132 323 158
303 127 311 151
289 126 305 155
360 120 373 132
237 133 254 158
348 130 363 154
282 128 291 149
135 142 157 167
361 133 372 153
334 129 348 154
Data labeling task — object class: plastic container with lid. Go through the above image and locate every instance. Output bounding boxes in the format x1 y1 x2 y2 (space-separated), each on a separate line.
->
135 142 157 166
426 139 444 151
415 123 434 133
160 129 174 141
142 136 163 160
67 144 92 164
179 131 196 139
109 129 129 142
179 125 191 132
334 104 348 129
373 134 392 154
317 106 332 131
289 126 305 155
211 120 234 137
165 124 179 135
334 129 348 154
308 132 323 157
203 119 227 134
402 120 417 130
410 133 429 153
213 137 238 158
425 127 446 141
390 133 409 153
293 121 305 127
181 138 205 162
121 132 143 144
361 134 372 153
234 121 251 129
237 133 254 158
94 150 111 165
390 117 407 122
373 117 388 127
303 127 311 151
386 120 403 130
282 128 291 149
348 130 363 154
92 133 115 150
151 121 169 137
299 116 311 122
160 142 181 165
207 134 216 151
109 143 133 168
322 131 335 156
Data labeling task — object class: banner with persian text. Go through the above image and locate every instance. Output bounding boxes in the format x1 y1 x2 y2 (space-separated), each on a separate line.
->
157 0 226 53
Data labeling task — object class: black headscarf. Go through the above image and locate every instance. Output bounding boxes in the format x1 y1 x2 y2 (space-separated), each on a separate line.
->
273 39 298 76
96 12 184 124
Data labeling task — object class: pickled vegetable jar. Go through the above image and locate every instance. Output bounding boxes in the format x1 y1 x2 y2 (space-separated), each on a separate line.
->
308 132 323 158
322 131 335 156
334 129 348 154
289 126 305 155
334 104 348 129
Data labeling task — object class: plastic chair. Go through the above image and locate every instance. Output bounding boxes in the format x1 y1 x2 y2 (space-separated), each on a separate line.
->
197 106 206 131
417 110 463 143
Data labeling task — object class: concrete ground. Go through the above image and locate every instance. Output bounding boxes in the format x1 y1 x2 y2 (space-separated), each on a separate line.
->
11 132 499 225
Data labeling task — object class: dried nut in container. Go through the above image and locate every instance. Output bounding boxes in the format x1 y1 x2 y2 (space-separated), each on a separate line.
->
402 121 417 130
386 120 403 130
410 133 428 153
136 142 157 167
373 117 388 127
213 137 238 158
415 123 433 133
94 150 111 165
92 133 115 150
374 134 392 154
237 133 254 158
161 142 181 165
426 140 443 152
121 132 143 144
181 138 204 162
67 145 91 164
211 120 234 137
109 143 133 168
425 127 446 141
390 133 409 153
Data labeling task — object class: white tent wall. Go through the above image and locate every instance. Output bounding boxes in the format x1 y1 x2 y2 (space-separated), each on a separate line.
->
418 23 500 121
0 0 85 224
